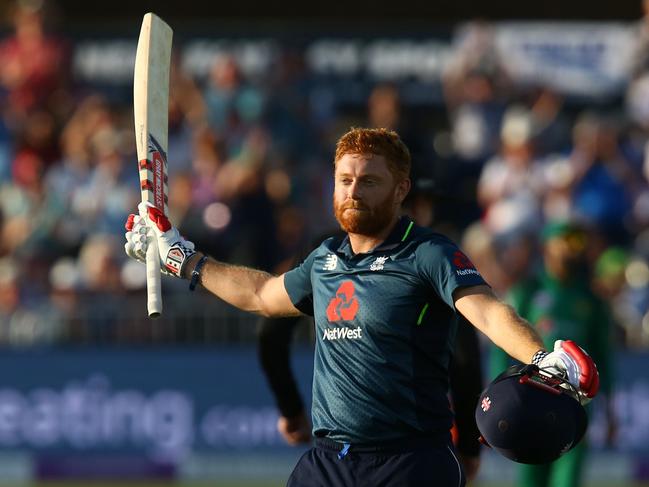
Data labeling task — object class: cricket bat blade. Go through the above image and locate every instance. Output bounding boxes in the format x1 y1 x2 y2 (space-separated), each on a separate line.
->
133 12 172 318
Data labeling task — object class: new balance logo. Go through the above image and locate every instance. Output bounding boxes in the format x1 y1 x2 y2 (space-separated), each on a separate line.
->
322 326 363 341
370 256 388 271
323 254 338 271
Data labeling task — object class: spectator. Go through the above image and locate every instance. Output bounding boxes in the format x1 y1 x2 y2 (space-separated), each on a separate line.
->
77 234 124 342
367 83 432 182
204 54 265 152
0 150 65 258
630 0 649 78
569 114 635 244
478 105 546 234
527 87 571 157
0 0 70 121
442 21 511 164
0 256 58 345
167 49 208 177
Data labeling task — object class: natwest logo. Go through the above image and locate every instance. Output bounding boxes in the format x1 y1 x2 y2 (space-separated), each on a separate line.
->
322 326 363 341
326 280 359 322
452 250 475 270
452 250 481 277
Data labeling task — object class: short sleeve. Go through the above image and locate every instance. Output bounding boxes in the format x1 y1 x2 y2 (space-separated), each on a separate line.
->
283 249 318 316
416 238 487 309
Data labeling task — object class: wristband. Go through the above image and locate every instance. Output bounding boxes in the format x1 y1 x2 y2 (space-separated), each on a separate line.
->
189 255 208 291
531 349 549 366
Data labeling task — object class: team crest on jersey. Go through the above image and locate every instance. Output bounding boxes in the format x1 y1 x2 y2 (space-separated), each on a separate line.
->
323 254 338 271
370 256 388 271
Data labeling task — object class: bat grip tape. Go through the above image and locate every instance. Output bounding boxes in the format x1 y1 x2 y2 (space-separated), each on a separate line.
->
189 255 209 291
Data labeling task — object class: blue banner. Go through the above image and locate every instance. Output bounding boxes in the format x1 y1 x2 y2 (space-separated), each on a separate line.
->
0 347 313 461
0 346 645 463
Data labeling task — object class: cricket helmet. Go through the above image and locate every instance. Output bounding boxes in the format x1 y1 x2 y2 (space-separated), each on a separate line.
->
475 364 588 464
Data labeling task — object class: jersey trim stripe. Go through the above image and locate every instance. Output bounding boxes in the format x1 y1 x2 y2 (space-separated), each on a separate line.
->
401 220 414 241
416 303 429 325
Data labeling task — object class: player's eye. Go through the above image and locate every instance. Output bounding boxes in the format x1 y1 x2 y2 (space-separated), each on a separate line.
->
360 178 379 186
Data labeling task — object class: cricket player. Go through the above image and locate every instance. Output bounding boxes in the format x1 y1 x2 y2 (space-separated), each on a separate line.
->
125 127 600 486
490 221 615 487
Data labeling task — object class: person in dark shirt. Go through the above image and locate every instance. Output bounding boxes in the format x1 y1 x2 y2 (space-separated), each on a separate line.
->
125 127 600 487
257 314 312 445
257 180 484 481
258 313 483 480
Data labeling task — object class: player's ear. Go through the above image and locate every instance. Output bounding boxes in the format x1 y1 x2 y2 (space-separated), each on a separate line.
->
395 177 411 204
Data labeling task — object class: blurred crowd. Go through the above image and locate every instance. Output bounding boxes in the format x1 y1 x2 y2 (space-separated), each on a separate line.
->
0 0 648 347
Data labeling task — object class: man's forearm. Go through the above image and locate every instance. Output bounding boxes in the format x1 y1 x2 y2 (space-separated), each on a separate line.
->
455 286 544 364
483 303 545 364
183 253 276 315
455 287 546 364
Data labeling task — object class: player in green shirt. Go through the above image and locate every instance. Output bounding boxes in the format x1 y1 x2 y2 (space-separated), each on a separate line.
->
490 221 615 487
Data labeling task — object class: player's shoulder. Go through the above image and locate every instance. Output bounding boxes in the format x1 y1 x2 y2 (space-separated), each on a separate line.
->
305 233 346 258
388 223 460 263
319 234 345 251
407 224 459 252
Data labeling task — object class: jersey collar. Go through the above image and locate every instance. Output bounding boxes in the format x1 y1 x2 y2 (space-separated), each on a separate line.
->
336 216 414 258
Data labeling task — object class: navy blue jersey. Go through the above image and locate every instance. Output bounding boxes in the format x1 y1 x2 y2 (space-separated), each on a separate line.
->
284 217 487 444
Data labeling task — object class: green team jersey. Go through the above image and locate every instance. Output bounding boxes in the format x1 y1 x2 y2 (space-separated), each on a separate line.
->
490 269 612 394
284 217 486 444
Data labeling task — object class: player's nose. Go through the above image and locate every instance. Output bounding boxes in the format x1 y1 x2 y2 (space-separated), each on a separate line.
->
348 180 363 199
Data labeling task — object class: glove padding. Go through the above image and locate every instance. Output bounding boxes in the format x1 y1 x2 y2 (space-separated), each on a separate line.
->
537 339 600 405
124 202 196 278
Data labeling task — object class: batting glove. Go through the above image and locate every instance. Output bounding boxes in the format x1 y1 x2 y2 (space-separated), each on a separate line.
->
124 202 196 278
535 339 600 405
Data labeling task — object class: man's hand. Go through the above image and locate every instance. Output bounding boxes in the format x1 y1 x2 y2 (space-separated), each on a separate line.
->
537 339 600 404
277 411 312 446
124 202 196 278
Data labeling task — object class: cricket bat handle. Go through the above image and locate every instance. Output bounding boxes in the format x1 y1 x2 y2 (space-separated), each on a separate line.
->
146 236 162 318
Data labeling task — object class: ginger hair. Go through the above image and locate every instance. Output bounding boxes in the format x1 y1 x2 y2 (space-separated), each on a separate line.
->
334 127 411 181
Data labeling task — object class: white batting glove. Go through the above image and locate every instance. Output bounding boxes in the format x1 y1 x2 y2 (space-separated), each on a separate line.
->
535 339 600 405
124 202 196 278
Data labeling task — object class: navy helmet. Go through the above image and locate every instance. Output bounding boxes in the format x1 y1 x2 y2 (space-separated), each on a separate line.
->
475 364 588 464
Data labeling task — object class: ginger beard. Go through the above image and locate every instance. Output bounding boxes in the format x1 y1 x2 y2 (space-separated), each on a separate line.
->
333 185 399 236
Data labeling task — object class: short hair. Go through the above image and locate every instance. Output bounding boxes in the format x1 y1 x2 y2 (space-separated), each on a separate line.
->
334 127 411 181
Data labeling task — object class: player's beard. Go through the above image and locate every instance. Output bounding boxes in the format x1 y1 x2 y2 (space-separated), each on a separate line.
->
334 191 397 237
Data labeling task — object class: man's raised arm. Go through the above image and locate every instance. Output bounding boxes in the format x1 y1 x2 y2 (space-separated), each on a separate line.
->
125 202 301 318
182 253 301 317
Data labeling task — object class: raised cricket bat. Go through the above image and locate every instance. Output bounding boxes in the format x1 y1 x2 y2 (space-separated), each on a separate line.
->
133 13 172 318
